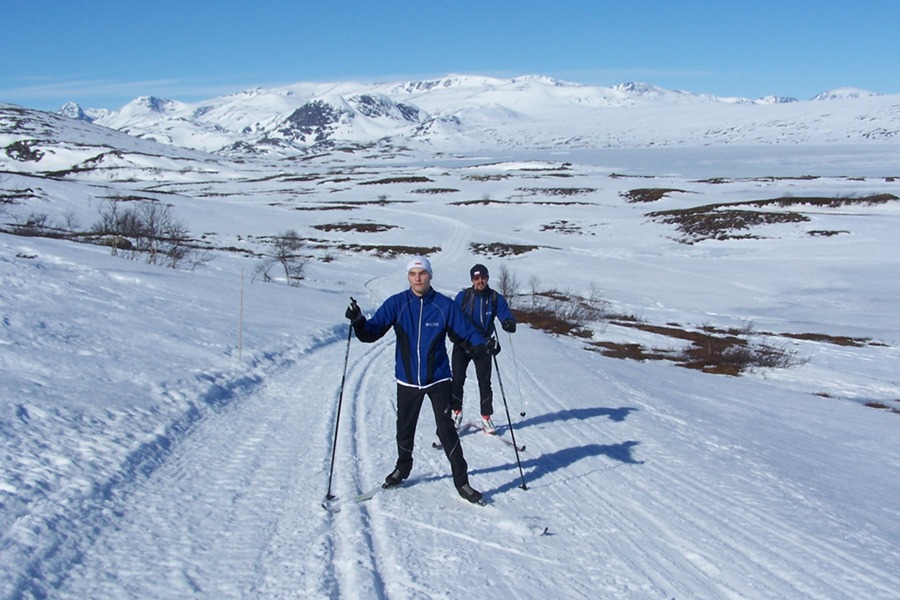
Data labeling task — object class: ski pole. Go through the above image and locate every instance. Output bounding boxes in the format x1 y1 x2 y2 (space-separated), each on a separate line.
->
492 346 528 490
506 330 526 417
324 297 356 506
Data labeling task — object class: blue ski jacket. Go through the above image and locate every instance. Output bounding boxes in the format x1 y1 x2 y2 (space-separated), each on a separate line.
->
454 286 515 338
353 287 489 388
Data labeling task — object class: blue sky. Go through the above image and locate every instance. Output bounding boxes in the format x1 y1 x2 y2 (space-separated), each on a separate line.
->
2 0 897 111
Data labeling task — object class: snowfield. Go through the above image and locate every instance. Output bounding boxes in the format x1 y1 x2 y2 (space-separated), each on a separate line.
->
1 94 900 599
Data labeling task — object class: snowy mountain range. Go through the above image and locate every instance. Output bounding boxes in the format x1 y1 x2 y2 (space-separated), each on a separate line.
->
49 75 898 157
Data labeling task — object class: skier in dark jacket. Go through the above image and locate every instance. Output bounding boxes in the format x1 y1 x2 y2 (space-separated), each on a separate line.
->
345 256 496 504
451 263 516 433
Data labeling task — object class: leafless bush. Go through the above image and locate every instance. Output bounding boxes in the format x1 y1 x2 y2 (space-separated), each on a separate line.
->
528 274 540 304
594 319 808 375
515 283 610 337
495 264 519 306
256 229 307 286
93 197 193 267
10 212 52 236
252 258 275 283
678 327 807 374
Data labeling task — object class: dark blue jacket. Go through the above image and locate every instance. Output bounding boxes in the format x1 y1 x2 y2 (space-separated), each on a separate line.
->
453 286 515 338
353 287 488 388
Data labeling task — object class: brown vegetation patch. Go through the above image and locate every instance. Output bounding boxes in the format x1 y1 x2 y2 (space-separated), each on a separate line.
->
540 220 584 234
293 197 414 211
449 198 510 206
519 163 573 172
530 200 593 206
531 172 574 178
807 230 849 237
360 176 433 185
294 205 361 211
506 288 836 377
648 205 809 243
470 242 542 257
450 197 591 206
516 187 597 196
864 402 900 414
337 244 440 257
462 174 510 181
748 193 898 209
778 332 873 347
587 342 669 361
621 188 690 203
591 320 806 376
412 188 459 194
312 222 398 233
1 188 40 205
282 174 323 182
609 173 656 180
5 140 44 162
695 175 821 184
512 307 594 338
648 194 898 244
345 197 414 206
511 288 609 338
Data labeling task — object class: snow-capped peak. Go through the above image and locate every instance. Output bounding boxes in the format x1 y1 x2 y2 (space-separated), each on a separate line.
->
812 87 881 101
57 101 110 123
58 102 90 121
755 95 799 105
613 82 668 96
126 96 183 114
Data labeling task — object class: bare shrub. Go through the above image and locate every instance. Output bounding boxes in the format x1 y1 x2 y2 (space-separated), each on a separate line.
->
270 229 306 286
515 284 610 337
10 212 61 237
495 264 519 306
252 258 275 283
603 319 808 375
93 197 193 267
528 274 540 304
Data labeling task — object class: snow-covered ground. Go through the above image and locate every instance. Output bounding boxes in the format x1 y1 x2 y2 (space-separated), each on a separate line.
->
1 132 899 598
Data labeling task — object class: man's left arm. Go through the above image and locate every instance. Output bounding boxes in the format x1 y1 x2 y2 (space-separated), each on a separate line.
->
497 294 517 333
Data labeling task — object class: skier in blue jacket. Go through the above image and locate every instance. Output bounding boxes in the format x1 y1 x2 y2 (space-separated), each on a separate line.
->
451 263 516 433
345 256 496 504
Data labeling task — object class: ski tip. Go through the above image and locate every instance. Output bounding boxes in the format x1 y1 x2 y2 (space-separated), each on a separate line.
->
357 488 381 501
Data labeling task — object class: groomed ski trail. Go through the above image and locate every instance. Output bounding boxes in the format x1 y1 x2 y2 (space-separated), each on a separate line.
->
48 324 900 599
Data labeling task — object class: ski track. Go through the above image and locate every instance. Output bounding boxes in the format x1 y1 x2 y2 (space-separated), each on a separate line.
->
43 319 900 599
507 347 900 599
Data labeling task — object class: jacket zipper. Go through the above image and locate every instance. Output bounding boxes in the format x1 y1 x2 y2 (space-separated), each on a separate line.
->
415 296 424 386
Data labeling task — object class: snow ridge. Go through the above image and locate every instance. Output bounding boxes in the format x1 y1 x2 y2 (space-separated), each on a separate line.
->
48 75 898 156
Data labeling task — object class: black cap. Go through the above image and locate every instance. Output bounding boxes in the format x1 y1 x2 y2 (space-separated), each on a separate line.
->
470 264 488 279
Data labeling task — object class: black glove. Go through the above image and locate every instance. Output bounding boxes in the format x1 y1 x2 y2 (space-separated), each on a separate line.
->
501 319 516 333
345 298 362 323
486 337 501 356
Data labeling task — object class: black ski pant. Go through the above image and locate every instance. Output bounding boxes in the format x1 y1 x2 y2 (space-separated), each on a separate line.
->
394 381 470 489
450 343 494 417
